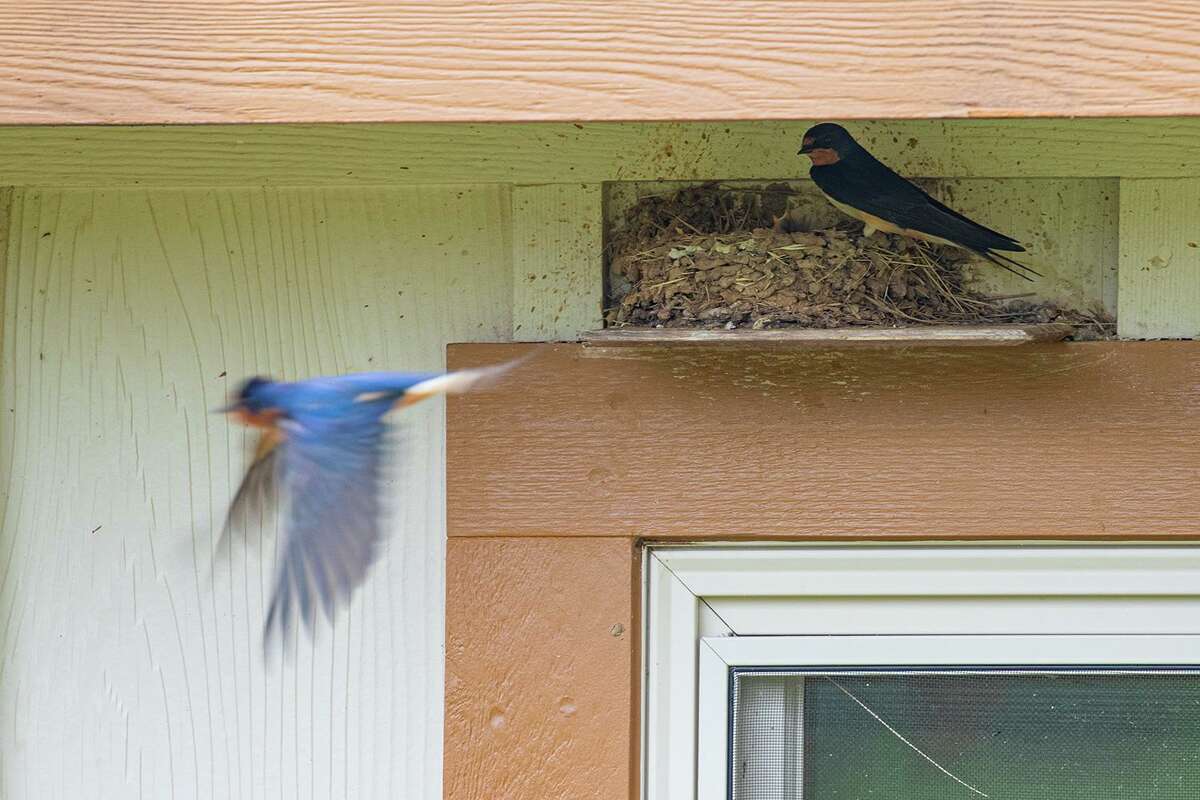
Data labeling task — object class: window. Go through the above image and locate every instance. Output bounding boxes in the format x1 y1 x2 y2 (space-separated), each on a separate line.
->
644 546 1200 800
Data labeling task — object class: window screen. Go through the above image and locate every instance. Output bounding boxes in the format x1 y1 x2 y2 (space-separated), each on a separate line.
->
730 669 1200 800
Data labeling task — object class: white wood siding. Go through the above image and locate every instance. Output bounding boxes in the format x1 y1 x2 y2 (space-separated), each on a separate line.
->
0 186 513 799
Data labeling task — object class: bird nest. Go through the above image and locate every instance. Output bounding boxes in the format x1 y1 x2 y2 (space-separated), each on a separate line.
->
605 184 1114 339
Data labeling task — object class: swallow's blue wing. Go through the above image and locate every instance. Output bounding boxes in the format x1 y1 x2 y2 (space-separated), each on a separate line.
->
263 405 391 647
306 371 441 397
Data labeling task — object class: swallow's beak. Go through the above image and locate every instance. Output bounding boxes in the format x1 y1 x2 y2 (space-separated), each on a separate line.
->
212 401 240 414
798 139 815 155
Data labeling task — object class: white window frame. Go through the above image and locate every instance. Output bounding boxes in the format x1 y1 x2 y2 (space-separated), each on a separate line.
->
643 544 1200 800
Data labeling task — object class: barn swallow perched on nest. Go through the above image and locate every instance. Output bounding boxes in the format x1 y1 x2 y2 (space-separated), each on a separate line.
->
217 357 526 651
799 123 1040 281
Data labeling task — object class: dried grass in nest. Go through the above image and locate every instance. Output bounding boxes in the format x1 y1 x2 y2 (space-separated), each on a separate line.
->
606 185 1115 339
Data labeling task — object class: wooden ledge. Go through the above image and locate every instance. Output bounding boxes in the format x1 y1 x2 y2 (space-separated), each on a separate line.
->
584 324 1074 347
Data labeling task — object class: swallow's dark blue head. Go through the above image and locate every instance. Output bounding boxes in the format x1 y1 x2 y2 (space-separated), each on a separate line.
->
798 123 858 164
236 376 275 409
221 376 284 427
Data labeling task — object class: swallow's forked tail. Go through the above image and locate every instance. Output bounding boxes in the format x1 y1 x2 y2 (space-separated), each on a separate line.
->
400 351 534 406
980 249 1042 282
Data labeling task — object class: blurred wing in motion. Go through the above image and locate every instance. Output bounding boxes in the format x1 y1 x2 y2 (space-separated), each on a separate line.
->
262 410 391 650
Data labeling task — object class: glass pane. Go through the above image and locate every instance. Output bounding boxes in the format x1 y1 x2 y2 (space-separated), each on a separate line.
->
732 671 1200 800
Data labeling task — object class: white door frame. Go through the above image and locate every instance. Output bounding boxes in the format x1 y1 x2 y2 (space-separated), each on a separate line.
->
644 544 1200 800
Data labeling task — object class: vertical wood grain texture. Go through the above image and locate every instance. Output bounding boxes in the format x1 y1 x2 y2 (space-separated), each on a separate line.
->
1119 178 1200 338
3 2 1200 123
0 188 10 687
447 342 1200 540
512 184 603 341
0 186 512 799
0 187 9 393
4 120 1200 188
444 537 638 800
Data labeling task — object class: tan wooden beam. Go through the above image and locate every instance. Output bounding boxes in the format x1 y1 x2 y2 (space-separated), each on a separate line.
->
3 2 1200 124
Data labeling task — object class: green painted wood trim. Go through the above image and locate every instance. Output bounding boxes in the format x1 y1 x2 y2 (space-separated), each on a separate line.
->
1118 178 1200 339
0 187 9 386
511 184 604 341
2 119 1199 188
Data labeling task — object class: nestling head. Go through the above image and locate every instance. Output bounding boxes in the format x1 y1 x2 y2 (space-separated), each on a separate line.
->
798 123 857 166
220 376 283 427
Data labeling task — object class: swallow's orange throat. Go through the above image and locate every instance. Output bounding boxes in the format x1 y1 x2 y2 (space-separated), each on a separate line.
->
806 147 839 166
231 407 283 429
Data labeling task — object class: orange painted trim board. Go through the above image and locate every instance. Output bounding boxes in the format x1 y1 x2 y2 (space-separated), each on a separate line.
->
444 537 639 800
448 342 1200 541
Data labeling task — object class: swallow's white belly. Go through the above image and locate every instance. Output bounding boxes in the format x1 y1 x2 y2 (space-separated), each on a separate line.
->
823 195 961 250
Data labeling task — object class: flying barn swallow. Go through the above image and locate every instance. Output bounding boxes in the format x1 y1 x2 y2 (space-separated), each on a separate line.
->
798 123 1040 280
217 358 525 650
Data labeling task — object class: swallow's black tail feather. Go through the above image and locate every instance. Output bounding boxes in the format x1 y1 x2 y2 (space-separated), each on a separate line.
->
980 249 1042 281
987 233 1026 253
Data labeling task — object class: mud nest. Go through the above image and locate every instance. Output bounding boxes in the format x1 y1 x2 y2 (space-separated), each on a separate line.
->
606 184 1114 339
